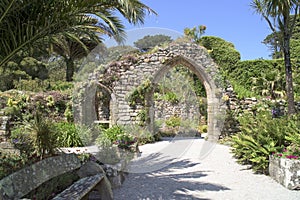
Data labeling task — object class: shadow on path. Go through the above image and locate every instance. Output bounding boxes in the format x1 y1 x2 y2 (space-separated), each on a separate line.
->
114 158 229 200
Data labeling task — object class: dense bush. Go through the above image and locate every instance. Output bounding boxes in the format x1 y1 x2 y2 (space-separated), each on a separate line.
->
200 36 241 73
1 90 70 124
55 122 83 147
96 125 136 150
231 110 300 174
165 116 181 128
225 59 300 100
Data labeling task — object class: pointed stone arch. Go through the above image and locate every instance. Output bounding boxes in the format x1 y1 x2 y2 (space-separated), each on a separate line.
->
146 54 224 141
74 41 226 141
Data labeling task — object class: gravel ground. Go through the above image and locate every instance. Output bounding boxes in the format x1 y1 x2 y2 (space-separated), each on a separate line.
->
113 137 300 200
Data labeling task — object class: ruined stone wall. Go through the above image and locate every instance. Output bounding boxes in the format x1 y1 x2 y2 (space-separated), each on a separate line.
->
75 41 225 139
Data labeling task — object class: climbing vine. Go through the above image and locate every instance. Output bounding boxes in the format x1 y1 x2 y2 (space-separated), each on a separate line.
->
127 79 153 107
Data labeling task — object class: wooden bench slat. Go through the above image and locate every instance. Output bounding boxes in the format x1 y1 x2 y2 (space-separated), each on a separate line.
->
53 174 104 200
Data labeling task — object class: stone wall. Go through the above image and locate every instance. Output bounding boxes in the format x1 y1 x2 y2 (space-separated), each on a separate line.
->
154 100 199 121
75 41 225 140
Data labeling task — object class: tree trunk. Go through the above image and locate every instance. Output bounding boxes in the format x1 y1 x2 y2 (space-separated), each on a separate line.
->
283 34 296 115
65 58 74 82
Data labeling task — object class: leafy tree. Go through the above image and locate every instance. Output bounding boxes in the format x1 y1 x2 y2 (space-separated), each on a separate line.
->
251 0 299 115
134 34 172 52
20 57 49 80
184 25 207 43
50 36 98 81
263 16 300 59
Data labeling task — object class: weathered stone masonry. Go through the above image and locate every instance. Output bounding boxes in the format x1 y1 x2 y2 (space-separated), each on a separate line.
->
75 41 226 141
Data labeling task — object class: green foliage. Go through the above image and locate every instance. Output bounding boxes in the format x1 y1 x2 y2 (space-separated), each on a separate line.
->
64 103 74 122
123 125 156 144
199 36 241 72
161 91 179 104
1 90 70 125
55 122 83 147
11 126 35 158
128 79 153 107
231 110 300 173
0 63 30 91
227 59 300 99
29 112 59 159
96 125 136 151
184 25 206 43
262 15 300 60
0 153 27 179
10 111 59 160
20 57 49 80
137 109 148 126
165 116 181 128
134 34 172 52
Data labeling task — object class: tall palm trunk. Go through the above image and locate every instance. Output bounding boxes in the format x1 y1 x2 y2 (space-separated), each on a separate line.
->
283 35 296 114
283 16 296 115
65 57 75 82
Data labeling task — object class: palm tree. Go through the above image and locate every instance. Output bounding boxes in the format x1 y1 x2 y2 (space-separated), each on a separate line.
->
251 0 299 115
0 0 156 70
50 35 99 81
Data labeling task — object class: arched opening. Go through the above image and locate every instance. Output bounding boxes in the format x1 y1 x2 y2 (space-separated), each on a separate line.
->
94 86 111 128
150 63 206 137
146 56 223 141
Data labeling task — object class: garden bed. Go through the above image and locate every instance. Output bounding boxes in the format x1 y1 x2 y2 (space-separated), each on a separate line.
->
269 156 300 190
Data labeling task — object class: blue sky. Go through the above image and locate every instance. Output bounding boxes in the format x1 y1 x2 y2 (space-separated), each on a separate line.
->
106 0 273 61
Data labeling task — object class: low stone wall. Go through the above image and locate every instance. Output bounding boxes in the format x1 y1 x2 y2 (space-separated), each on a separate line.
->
0 154 81 199
269 156 300 190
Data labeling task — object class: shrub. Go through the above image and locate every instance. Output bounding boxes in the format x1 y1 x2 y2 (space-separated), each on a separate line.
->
29 112 59 159
96 125 136 150
55 122 83 147
165 116 181 128
0 153 26 179
10 112 59 160
231 111 299 174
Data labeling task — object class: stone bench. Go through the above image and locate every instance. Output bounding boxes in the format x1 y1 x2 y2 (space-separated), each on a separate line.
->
53 173 112 200
0 154 113 200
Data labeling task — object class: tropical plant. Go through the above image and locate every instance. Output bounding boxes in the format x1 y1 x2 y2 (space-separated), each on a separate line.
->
10 111 59 160
0 0 156 74
231 110 299 173
262 15 300 60
184 25 207 43
29 112 58 159
251 0 300 114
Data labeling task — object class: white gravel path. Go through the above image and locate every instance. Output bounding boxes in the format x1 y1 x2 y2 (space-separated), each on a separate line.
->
113 137 300 200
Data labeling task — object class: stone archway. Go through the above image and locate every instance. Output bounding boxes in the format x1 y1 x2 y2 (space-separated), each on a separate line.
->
147 55 224 141
74 41 226 141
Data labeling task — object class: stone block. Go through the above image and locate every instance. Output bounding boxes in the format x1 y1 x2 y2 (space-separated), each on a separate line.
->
269 156 300 190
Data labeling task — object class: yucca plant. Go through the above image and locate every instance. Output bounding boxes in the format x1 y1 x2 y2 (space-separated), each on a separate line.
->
29 112 58 159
